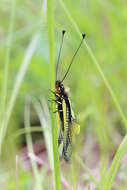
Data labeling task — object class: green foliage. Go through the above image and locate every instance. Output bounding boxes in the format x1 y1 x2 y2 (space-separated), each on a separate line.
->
47 0 61 189
1 0 127 189
4 169 32 190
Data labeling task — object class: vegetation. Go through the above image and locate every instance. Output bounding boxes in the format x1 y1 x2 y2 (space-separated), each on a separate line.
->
0 0 127 189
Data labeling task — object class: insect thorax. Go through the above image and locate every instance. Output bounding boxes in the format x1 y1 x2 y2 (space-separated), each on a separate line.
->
55 80 72 123
55 80 64 95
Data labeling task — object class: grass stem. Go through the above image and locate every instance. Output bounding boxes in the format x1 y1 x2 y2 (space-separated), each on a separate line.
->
59 0 127 131
47 0 61 189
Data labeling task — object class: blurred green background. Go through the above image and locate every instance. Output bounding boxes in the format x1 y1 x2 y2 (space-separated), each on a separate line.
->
1 0 127 189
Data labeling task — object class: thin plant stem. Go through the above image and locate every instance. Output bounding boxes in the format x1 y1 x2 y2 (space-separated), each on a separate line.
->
76 155 100 189
101 133 127 190
24 97 42 190
0 0 16 122
0 34 39 155
16 155 19 190
47 0 61 190
58 0 127 131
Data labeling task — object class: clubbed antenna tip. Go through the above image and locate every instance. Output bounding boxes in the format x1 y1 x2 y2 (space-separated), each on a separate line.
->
61 32 85 82
62 30 66 35
82 33 86 39
56 30 66 80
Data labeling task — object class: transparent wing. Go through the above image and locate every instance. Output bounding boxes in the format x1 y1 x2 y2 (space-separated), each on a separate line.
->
56 104 64 146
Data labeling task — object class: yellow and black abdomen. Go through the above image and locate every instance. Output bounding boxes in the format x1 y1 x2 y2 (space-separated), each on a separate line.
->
55 81 80 162
62 92 73 162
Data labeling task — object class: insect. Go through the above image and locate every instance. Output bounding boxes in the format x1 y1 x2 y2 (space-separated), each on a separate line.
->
53 30 85 162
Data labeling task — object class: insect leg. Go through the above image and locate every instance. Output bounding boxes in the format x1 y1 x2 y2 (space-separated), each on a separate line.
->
48 89 61 98
53 110 63 114
48 99 62 105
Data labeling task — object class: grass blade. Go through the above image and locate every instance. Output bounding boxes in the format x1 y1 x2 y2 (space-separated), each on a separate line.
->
47 0 61 189
0 0 16 121
0 34 39 155
76 155 100 189
24 97 42 190
16 155 19 190
32 98 53 168
58 0 127 131
101 134 127 190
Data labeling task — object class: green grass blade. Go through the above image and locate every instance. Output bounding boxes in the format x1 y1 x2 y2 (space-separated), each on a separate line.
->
0 21 42 48
13 126 43 139
76 155 100 189
101 134 127 190
0 0 16 121
16 155 19 190
47 0 61 189
58 0 127 131
0 34 39 155
24 97 42 190
32 98 53 168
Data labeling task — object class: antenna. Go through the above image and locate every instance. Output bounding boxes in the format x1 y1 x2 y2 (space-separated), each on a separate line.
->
56 30 66 80
61 33 86 83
